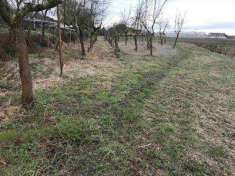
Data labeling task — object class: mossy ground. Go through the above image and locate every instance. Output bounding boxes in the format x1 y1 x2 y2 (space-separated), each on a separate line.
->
0 39 235 175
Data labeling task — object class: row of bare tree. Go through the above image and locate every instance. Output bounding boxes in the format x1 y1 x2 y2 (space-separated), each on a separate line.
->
105 0 185 56
0 0 62 106
0 0 184 107
58 0 107 74
0 0 108 106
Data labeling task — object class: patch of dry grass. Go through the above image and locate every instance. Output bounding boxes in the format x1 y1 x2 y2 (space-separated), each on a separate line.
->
0 38 235 175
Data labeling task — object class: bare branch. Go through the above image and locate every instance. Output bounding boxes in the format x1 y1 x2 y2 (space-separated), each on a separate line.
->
21 0 62 17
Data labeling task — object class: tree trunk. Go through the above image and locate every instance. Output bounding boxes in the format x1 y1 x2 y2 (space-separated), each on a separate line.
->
27 28 31 40
63 1 66 42
79 28 86 57
9 27 16 42
69 30 72 45
125 31 128 45
173 32 180 48
88 32 97 52
146 34 151 50
42 22 45 40
57 5 63 77
53 27 56 44
163 35 166 44
114 34 120 58
14 27 34 106
88 35 92 52
160 33 164 45
134 34 138 51
110 37 113 47
141 35 144 43
41 10 48 42
150 34 153 56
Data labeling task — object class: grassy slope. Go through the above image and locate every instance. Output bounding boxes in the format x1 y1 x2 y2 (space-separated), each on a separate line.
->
0 41 235 175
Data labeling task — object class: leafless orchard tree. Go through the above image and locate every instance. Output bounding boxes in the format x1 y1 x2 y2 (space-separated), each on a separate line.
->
114 29 120 57
120 8 131 45
76 2 88 58
57 4 63 76
63 0 109 57
87 0 108 52
41 9 49 40
140 0 168 56
63 0 85 57
106 24 120 57
158 19 168 45
173 12 185 48
132 1 143 52
0 0 62 106
63 0 80 51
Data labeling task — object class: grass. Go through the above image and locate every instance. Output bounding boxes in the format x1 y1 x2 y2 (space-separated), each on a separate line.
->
167 37 235 57
0 40 235 175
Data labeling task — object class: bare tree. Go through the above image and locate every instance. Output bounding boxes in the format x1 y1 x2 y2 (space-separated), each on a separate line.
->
87 0 108 52
121 8 131 45
57 4 63 76
106 24 120 57
63 0 109 57
0 0 62 106
158 19 168 45
114 29 120 57
41 9 49 40
132 1 143 52
140 0 168 56
62 0 79 44
63 0 86 58
173 12 185 48
77 6 87 58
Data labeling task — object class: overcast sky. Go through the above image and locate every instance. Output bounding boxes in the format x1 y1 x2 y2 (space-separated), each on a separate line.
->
104 0 235 35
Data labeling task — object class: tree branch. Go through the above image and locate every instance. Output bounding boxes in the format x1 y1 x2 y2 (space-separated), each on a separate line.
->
21 0 62 17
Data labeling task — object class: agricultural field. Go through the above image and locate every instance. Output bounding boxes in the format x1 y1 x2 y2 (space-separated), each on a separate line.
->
1 0 235 175
0 38 235 175
167 37 235 58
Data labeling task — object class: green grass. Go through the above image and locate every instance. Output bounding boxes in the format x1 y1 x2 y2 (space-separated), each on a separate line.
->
166 37 235 59
0 43 235 175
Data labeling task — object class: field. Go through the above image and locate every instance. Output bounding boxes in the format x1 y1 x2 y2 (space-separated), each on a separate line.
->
167 37 235 58
0 38 235 175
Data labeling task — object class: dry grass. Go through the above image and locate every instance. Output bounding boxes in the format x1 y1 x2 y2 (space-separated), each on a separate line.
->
0 38 235 175
119 39 177 57
0 38 119 123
